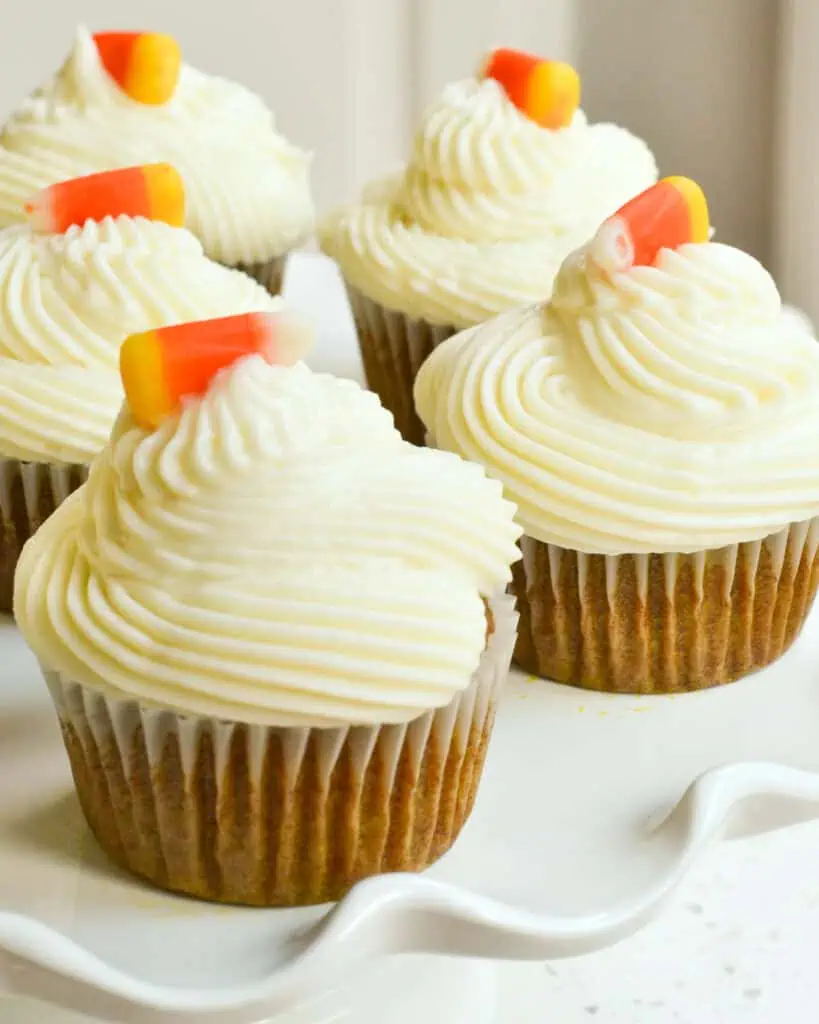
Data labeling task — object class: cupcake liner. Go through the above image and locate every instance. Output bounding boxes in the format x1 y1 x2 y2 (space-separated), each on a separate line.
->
43 594 518 907
230 255 288 297
511 520 819 693
345 284 457 445
0 457 88 614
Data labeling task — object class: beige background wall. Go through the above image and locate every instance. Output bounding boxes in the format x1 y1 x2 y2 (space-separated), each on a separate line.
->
0 0 781 264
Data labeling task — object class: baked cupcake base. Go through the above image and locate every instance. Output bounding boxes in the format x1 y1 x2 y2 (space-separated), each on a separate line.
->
345 285 457 445
43 594 517 907
0 458 87 614
231 255 288 297
512 520 819 693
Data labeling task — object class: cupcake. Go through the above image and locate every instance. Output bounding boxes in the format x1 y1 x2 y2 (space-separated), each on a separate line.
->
0 163 281 613
415 177 819 694
321 48 657 443
14 313 521 906
0 27 313 294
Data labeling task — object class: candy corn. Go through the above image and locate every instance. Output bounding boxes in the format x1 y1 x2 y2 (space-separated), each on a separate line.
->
120 312 314 429
24 164 185 234
588 176 710 275
480 48 580 129
94 32 181 105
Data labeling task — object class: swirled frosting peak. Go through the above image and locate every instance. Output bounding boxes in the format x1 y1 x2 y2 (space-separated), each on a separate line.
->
15 360 522 726
0 26 313 265
415 239 819 554
0 216 278 463
320 76 657 328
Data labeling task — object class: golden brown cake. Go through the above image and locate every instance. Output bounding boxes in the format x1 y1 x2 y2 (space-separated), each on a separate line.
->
321 49 657 442
15 315 520 904
0 165 280 612
415 178 819 692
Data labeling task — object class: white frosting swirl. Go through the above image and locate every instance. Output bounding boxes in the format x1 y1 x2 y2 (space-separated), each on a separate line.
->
415 241 819 553
0 217 279 463
15 360 521 726
0 26 314 266
321 78 657 328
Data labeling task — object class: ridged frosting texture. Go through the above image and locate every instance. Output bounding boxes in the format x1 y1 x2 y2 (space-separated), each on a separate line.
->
0 216 278 463
15 360 522 726
320 78 657 328
0 26 313 266
415 241 819 554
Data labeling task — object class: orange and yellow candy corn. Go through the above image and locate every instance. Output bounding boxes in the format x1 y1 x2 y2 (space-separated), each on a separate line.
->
589 176 710 275
24 164 185 234
93 32 181 105
480 48 580 129
120 312 314 429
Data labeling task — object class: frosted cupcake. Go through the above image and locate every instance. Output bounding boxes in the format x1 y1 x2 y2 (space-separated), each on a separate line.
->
415 178 819 693
0 27 313 294
321 48 657 443
15 314 521 906
0 164 280 612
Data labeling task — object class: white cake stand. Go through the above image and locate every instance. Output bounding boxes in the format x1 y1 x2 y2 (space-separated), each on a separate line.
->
2 254 819 1023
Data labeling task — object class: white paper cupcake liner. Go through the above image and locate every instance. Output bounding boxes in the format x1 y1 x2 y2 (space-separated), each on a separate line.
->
0 456 88 614
43 594 518 907
512 520 819 693
344 284 457 444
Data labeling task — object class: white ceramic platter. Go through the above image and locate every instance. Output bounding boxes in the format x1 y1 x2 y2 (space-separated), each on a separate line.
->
2 254 819 1023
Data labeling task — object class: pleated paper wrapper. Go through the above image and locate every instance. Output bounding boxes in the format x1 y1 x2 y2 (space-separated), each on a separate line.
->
0 457 88 614
43 594 518 907
229 254 288 297
345 284 458 445
512 519 819 693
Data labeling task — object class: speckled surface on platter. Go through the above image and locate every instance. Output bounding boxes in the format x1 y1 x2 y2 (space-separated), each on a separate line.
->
2 255 819 1024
